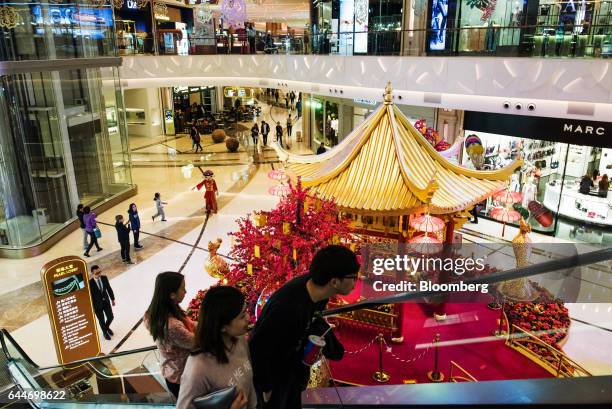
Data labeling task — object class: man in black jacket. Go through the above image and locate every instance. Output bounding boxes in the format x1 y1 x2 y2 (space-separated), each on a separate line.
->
249 245 359 409
261 120 270 146
115 215 132 264
89 265 115 340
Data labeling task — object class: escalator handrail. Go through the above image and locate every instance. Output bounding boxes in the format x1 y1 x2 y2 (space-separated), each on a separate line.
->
322 247 612 316
0 328 157 371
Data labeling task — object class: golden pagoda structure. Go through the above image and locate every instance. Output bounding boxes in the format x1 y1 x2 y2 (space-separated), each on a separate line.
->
275 82 523 241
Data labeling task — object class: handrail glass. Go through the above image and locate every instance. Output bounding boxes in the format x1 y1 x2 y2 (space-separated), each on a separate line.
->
1 246 610 407
115 26 612 59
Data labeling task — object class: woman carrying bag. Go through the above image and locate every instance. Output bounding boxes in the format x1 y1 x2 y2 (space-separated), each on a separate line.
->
176 286 255 409
83 206 102 257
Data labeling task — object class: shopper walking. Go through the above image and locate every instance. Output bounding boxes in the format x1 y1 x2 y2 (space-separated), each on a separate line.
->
275 121 283 147
128 203 143 249
260 120 270 146
316 143 326 155
286 114 293 138
145 272 195 399
274 89 279 105
89 265 115 341
115 214 133 264
83 206 102 257
191 128 203 153
176 286 256 409
152 193 168 222
250 245 357 409
251 123 259 146
76 204 88 251
289 91 296 110
247 23 256 54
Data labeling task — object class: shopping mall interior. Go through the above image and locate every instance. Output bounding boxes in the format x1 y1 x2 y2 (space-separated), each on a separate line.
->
0 0 611 407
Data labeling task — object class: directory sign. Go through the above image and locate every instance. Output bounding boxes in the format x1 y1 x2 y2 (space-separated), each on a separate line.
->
41 256 100 365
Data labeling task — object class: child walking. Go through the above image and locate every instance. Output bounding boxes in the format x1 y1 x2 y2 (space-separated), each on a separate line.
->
152 192 167 222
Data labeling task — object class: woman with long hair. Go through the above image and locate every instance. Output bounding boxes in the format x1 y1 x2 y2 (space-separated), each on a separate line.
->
144 272 195 398
176 286 254 409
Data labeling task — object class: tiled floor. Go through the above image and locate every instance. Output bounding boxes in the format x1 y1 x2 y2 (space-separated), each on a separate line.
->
1 101 611 379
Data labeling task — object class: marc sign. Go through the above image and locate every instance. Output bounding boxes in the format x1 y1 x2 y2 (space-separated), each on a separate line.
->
464 112 611 148
41 256 101 365
563 123 605 136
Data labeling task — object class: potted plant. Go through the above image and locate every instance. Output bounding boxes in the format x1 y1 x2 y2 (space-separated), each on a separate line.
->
212 129 227 143
226 137 239 152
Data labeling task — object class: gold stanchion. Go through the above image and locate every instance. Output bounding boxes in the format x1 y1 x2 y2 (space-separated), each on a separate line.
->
372 334 390 383
427 333 445 382
494 298 507 337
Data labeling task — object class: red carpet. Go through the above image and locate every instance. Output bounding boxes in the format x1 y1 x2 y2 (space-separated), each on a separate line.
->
328 302 553 385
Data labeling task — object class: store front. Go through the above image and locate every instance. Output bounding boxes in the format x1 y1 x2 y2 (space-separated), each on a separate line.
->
172 86 218 133
530 0 612 58
307 95 436 152
155 1 194 55
463 112 612 244
426 0 612 57
113 0 155 55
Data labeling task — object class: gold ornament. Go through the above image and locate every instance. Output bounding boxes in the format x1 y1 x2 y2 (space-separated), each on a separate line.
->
247 264 253 275
112 0 124 9
154 2 168 17
500 218 536 301
137 0 150 8
283 222 291 235
205 238 229 279
254 245 260 258
0 6 21 29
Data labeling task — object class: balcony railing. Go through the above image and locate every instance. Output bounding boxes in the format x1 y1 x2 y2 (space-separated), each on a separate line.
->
115 25 612 59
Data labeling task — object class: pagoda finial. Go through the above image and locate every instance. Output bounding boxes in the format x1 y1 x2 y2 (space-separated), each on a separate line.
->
384 81 392 105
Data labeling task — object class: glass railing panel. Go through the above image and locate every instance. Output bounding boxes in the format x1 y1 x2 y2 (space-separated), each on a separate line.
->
135 26 612 58
2 330 174 407
315 247 611 392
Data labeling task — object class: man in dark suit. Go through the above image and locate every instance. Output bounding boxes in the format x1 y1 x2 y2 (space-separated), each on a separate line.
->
89 265 115 340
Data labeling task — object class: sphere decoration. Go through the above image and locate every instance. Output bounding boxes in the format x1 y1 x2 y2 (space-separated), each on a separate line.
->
0 6 21 29
410 214 445 234
268 185 291 197
221 0 247 29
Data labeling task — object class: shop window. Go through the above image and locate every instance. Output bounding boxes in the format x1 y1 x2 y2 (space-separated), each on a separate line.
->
462 131 611 244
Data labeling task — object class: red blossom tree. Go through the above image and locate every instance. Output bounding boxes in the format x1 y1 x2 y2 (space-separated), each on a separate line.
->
188 179 355 320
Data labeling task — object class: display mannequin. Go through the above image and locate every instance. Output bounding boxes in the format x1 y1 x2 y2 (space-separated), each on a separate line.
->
510 173 520 192
521 177 537 208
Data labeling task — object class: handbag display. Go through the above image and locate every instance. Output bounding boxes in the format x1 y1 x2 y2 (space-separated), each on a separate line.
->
93 227 102 238
192 385 237 409
527 201 553 228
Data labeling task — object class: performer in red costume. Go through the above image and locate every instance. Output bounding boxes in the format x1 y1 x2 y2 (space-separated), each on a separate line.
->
194 169 219 214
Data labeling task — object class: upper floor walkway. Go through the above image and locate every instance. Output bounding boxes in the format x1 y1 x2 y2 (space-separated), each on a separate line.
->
119 54 612 122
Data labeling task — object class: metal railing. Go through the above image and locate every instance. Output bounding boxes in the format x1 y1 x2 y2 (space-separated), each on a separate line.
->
116 26 612 59
506 324 592 378
448 360 478 382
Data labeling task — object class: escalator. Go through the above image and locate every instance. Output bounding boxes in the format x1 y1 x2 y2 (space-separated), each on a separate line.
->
0 329 175 408
1 247 612 408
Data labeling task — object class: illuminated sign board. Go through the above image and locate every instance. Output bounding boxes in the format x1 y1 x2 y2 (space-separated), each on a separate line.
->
41 256 100 364
127 0 138 9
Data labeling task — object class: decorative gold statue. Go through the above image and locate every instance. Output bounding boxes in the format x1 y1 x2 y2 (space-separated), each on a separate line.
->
205 238 229 279
500 218 536 301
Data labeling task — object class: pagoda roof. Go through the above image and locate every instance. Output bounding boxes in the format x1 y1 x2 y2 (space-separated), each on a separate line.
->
275 84 522 216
